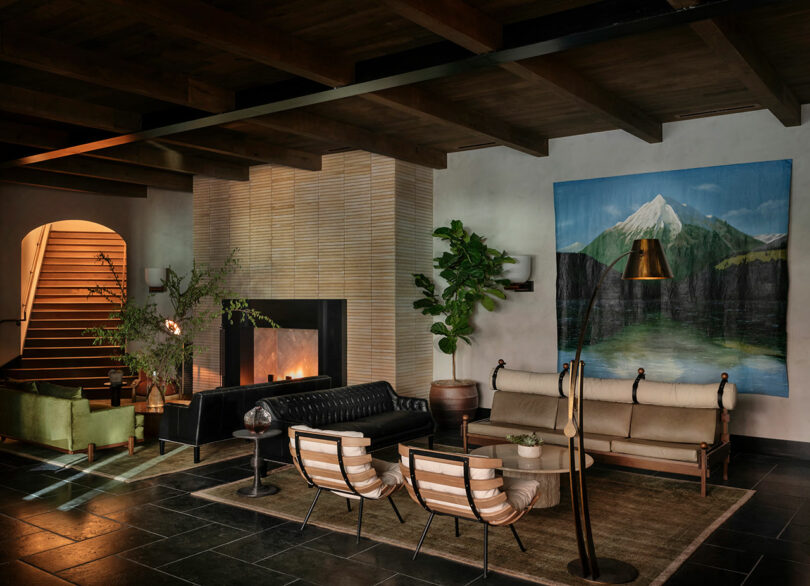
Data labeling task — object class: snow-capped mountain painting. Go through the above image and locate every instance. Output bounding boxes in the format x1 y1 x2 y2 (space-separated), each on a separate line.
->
554 160 791 397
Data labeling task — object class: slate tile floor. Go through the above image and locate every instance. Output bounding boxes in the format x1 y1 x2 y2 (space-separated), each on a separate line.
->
0 439 808 585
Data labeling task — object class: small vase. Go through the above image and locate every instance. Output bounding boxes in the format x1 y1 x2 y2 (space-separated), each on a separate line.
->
517 444 542 458
145 381 165 408
244 406 273 433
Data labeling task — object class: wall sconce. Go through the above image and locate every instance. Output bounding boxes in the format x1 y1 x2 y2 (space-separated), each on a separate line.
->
504 254 533 292
145 267 167 293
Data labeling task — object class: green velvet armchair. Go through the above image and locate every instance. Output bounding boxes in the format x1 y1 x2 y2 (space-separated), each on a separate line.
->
0 385 144 462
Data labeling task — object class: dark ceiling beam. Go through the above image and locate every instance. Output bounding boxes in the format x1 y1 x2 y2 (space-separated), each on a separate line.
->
3 0 788 168
161 128 322 171
105 0 354 87
0 25 233 113
501 59 662 143
0 83 140 134
666 1 800 126
363 87 548 156
94 143 250 182
247 112 447 169
0 120 250 181
384 0 661 143
0 167 147 197
33 158 193 192
381 0 502 54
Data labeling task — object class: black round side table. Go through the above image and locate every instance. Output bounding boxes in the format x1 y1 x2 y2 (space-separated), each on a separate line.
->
233 428 280 497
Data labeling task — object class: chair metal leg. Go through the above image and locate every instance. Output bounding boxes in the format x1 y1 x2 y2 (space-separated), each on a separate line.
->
455 517 460 537
193 446 200 464
510 524 527 552
159 440 165 455
356 498 365 543
346 499 352 512
413 512 435 560
428 435 434 450
388 496 404 523
483 523 489 579
301 487 322 531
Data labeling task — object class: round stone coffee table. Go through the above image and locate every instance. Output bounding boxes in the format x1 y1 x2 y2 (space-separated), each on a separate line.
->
470 444 594 508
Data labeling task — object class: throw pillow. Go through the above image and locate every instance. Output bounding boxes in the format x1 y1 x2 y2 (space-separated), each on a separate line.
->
2 379 38 394
37 381 83 400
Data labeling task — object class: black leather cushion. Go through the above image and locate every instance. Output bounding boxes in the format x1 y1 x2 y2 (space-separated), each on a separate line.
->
262 381 398 427
324 410 433 437
160 375 332 446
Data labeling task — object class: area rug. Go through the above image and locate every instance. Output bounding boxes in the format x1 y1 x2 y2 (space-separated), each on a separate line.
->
0 438 252 482
192 465 752 585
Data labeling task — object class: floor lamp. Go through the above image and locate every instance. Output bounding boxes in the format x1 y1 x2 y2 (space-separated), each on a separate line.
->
564 238 673 583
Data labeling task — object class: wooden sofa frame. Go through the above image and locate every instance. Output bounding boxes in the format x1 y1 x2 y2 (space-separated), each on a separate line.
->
1 434 137 463
462 408 731 498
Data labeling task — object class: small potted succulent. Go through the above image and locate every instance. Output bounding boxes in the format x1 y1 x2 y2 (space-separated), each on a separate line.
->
506 433 543 458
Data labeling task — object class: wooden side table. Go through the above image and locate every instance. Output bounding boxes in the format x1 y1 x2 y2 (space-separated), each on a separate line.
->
233 429 281 497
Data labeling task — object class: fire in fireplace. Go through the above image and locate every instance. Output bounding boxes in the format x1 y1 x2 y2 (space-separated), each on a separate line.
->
253 328 318 383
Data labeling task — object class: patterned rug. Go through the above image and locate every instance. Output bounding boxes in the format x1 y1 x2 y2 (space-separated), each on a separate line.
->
0 438 252 482
192 465 752 585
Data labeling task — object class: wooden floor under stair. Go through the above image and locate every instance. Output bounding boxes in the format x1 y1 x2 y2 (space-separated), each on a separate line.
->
3 230 134 399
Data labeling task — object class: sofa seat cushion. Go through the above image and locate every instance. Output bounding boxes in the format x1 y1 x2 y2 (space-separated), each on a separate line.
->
630 404 717 445
502 477 539 511
611 438 700 463
372 458 404 487
539 429 616 453
490 391 558 429
324 410 432 438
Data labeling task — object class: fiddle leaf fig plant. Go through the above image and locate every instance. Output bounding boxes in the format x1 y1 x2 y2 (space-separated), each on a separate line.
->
413 219 514 381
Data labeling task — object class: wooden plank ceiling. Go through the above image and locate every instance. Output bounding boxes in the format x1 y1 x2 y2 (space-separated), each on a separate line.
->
0 0 807 196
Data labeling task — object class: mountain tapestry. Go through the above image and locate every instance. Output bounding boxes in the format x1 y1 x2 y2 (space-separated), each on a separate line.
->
554 160 791 397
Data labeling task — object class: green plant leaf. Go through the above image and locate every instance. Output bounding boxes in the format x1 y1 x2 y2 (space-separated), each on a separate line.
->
486 288 506 299
438 336 457 355
430 322 451 336
480 295 496 311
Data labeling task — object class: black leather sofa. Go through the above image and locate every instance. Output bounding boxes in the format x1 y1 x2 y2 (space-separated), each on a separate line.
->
257 380 435 461
159 375 332 462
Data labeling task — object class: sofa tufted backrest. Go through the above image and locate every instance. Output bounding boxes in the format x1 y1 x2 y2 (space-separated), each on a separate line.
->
193 376 332 443
260 381 397 427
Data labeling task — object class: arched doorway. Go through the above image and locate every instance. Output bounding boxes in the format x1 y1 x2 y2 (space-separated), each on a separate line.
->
10 220 128 398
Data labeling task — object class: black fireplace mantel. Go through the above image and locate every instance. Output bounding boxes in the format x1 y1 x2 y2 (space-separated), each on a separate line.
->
221 299 346 388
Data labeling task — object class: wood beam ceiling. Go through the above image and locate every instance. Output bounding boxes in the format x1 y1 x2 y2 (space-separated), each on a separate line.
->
0 25 233 113
105 0 354 87
0 167 147 197
0 120 249 182
666 1 800 126
111 0 546 158
246 112 447 169
32 157 193 192
160 128 322 171
383 0 663 143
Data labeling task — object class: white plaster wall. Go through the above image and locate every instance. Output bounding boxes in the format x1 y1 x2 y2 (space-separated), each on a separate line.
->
434 105 810 443
0 185 193 367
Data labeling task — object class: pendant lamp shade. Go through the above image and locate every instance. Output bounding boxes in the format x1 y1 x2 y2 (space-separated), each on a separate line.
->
621 238 673 280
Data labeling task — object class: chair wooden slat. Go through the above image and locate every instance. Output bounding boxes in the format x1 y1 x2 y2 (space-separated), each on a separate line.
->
290 429 370 447
397 443 501 468
291 447 372 466
404 468 503 490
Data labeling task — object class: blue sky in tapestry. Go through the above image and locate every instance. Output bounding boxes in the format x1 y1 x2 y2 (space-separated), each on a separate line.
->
554 160 791 397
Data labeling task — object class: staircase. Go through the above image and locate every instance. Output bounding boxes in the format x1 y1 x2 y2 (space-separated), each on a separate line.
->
3 230 131 399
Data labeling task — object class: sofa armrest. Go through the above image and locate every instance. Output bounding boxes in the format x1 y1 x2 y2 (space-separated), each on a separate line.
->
86 405 136 447
394 395 429 412
159 401 199 444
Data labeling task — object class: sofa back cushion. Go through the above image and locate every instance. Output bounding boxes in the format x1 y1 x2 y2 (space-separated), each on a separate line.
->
263 381 397 428
554 399 633 437
490 391 558 429
630 404 717 444
37 381 82 400
194 375 332 443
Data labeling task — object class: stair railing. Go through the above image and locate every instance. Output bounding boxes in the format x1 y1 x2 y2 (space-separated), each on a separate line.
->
19 224 51 353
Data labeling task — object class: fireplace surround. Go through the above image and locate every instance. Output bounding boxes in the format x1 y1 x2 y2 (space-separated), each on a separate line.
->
221 299 346 388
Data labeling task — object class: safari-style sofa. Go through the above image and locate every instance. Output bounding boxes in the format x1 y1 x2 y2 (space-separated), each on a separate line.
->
462 361 737 496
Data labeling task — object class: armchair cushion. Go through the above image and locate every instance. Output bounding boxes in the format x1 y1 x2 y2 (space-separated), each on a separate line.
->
372 459 403 487
491 391 558 429
502 477 540 512
611 438 699 463
38 381 82 400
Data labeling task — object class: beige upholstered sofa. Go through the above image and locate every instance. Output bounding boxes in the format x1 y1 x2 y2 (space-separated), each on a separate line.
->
462 362 737 496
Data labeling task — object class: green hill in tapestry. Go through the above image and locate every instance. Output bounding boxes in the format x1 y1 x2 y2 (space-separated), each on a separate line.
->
581 194 763 280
